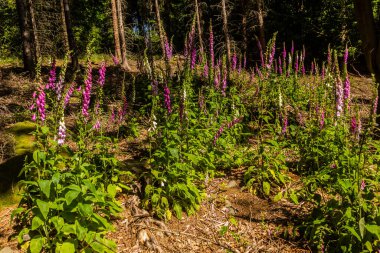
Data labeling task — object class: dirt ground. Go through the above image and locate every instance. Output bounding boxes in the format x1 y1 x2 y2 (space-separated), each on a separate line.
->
0 64 375 252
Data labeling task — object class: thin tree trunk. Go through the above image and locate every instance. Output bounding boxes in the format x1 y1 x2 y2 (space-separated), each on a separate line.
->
154 0 166 58
60 0 69 53
221 0 231 68
16 0 35 73
353 0 380 120
195 0 204 58
28 0 40 60
242 13 247 59
257 0 266 51
63 0 78 71
116 0 131 70
111 0 121 61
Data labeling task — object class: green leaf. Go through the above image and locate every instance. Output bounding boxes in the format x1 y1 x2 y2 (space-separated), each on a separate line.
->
263 181 270 195
365 241 373 252
65 190 80 206
33 150 39 164
289 191 299 204
169 148 179 159
344 226 361 241
78 203 93 217
30 236 43 253
31 216 44 230
173 203 182 219
36 199 49 220
60 242 76 253
107 184 117 198
273 191 283 202
38 180 51 198
359 218 365 239
75 221 88 241
365 224 380 239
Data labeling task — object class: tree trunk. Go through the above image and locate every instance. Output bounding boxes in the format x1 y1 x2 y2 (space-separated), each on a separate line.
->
60 0 69 53
195 0 204 58
63 0 78 71
154 0 166 58
221 0 231 68
353 0 380 119
16 0 35 73
111 0 121 61
116 0 131 70
257 0 266 51
28 0 40 60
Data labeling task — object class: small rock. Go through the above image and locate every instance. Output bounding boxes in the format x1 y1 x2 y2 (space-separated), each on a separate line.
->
22 233 31 242
0 247 14 253
227 180 239 188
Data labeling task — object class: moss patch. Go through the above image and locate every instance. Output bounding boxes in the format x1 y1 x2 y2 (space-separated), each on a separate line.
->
6 121 36 156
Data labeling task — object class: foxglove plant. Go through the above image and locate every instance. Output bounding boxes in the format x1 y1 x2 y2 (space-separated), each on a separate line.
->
46 60 56 90
191 48 197 70
163 85 172 114
82 63 93 120
98 61 106 87
64 83 75 108
36 87 46 122
232 52 237 70
209 23 215 68
57 117 66 145
336 77 344 118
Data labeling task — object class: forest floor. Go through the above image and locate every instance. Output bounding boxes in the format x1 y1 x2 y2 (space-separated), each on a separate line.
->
0 61 375 252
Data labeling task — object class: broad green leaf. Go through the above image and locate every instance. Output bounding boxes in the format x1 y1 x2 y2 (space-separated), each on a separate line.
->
365 224 380 239
107 184 117 198
30 236 43 253
65 190 80 205
263 181 270 196
58 242 76 253
75 221 88 241
36 199 49 220
365 241 373 252
38 180 51 198
31 216 44 230
273 191 283 202
78 203 93 216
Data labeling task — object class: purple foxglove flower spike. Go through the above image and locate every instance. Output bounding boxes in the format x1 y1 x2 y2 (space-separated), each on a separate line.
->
222 69 227 96
278 57 282 75
320 110 325 129
336 78 344 117
232 52 237 71
36 88 46 121
82 63 93 119
209 24 215 68
191 48 197 70
282 116 288 134
98 61 106 87
164 85 172 114
64 83 75 108
57 117 66 145
93 120 101 131
360 179 366 191
203 62 209 78
46 60 56 90
344 76 350 101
